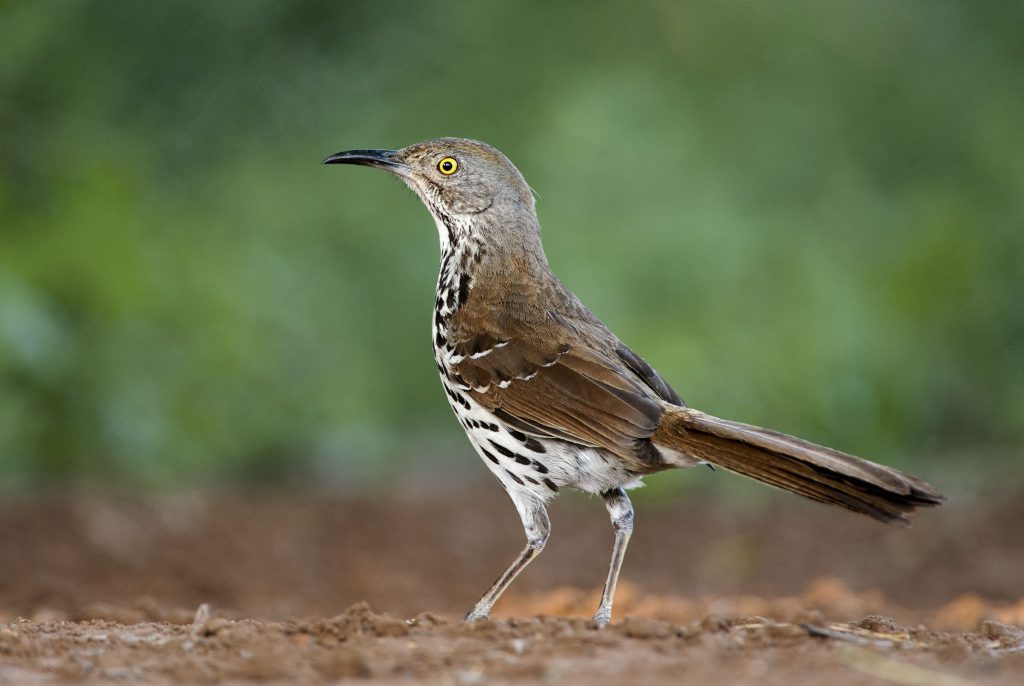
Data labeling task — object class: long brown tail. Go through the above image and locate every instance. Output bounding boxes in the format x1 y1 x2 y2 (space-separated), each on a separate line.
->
652 407 944 526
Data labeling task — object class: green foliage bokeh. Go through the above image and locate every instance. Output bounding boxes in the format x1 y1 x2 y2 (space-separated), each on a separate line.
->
1 0 1022 486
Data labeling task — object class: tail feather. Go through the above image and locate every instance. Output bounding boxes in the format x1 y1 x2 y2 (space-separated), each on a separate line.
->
653 408 944 525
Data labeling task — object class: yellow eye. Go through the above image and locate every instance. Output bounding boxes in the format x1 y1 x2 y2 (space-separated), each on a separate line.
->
437 157 458 175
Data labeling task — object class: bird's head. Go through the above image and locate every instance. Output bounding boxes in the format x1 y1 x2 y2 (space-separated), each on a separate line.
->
324 137 537 249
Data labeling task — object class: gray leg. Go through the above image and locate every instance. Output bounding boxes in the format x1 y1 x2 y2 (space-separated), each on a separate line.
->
465 497 550 622
592 487 634 627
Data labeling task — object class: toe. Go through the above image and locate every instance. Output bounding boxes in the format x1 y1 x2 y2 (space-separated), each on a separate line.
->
464 609 490 622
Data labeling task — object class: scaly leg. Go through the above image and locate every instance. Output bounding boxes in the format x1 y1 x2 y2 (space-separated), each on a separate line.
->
592 487 634 627
465 497 550 622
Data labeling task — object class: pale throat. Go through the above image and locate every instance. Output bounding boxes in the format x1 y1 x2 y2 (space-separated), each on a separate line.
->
430 210 484 353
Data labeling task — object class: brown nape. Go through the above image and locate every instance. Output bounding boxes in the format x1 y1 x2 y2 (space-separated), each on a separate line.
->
654 408 945 526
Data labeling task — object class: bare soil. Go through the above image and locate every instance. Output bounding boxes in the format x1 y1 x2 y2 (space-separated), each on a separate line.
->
1 482 1022 684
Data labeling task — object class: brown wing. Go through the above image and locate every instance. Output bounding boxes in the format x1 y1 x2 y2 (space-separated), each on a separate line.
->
615 345 685 407
446 318 666 469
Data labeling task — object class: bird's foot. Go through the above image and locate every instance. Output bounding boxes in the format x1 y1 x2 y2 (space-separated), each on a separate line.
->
591 608 612 629
464 606 491 623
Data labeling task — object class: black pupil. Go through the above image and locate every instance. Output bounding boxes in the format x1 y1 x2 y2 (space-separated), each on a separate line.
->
442 160 453 171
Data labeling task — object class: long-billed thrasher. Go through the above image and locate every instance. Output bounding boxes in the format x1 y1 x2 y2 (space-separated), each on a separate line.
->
323 137 944 626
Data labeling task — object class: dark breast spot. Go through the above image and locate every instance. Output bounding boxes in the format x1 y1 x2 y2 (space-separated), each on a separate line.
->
505 470 525 486
444 385 470 410
522 437 546 453
457 272 471 307
543 478 559 492
481 448 499 465
488 438 532 466
531 460 548 474
507 428 547 453
488 440 515 458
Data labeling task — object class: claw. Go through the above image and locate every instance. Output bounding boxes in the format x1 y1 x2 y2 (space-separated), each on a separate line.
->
464 608 490 623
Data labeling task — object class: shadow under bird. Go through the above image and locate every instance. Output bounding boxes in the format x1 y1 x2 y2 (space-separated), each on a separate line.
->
323 138 944 626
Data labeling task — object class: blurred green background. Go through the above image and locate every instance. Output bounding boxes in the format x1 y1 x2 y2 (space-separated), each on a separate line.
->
1 0 1021 490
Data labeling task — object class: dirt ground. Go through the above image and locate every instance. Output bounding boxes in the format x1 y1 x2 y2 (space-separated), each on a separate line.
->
1 479 1022 684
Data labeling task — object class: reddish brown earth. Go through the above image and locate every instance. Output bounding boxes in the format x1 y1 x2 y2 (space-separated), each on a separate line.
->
1 481 1022 684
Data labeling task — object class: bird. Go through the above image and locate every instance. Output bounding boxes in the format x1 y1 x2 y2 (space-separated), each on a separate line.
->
323 137 944 627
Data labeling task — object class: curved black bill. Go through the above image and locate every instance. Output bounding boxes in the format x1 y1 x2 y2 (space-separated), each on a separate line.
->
322 148 404 170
